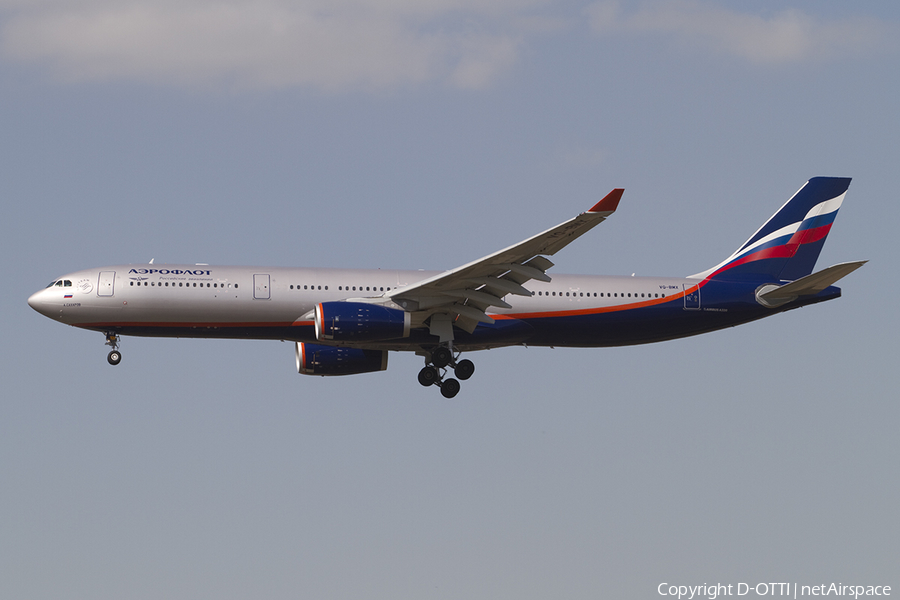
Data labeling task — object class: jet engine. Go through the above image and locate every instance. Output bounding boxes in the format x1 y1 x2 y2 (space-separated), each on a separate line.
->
296 342 388 376
315 302 410 342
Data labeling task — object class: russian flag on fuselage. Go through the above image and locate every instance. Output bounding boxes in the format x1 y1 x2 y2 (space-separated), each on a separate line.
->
698 177 850 282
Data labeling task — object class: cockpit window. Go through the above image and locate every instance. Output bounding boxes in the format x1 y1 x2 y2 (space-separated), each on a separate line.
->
46 281 58 288
64 280 72 287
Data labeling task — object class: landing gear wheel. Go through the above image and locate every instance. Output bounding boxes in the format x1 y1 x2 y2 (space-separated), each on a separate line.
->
418 366 439 387
107 350 122 365
454 359 475 381
431 346 452 368
440 378 460 399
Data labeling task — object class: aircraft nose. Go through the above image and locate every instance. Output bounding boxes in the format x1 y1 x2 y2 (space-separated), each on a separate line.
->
27 289 54 318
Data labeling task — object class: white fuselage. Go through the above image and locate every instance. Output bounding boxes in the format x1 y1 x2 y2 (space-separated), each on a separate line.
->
29 263 696 346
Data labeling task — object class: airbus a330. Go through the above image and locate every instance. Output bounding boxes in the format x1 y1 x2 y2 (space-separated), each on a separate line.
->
28 177 864 397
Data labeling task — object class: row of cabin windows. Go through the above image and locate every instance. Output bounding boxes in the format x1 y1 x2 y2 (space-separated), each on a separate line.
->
536 291 665 299
123 279 662 299
129 281 237 288
290 285 393 292
283 285 659 298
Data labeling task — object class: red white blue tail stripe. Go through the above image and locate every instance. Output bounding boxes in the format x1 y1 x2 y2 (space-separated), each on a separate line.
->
691 177 850 282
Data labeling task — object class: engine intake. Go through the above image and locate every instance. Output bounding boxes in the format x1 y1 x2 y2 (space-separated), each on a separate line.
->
296 342 388 376
315 302 411 342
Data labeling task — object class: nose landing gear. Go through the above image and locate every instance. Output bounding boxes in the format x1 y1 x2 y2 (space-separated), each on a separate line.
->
417 346 475 398
105 332 122 365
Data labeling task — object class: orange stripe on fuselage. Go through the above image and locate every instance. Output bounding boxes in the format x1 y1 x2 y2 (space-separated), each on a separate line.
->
493 290 686 320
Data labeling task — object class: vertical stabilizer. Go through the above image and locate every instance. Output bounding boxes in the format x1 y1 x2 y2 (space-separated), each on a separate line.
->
691 177 851 281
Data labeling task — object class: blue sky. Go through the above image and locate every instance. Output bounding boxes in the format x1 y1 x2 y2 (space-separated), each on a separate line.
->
2 2 897 598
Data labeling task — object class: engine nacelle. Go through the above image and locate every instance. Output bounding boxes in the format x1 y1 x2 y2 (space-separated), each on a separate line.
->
296 342 388 376
315 301 411 342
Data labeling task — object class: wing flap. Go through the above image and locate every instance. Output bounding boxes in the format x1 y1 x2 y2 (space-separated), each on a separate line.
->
441 288 512 309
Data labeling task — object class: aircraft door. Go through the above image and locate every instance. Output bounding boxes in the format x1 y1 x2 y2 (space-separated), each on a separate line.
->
683 283 700 310
253 274 270 299
98 271 115 297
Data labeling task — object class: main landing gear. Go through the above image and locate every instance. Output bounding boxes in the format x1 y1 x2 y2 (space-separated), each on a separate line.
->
105 332 122 365
417 345 475 398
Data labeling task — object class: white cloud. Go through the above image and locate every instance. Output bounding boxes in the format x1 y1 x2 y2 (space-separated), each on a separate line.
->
0 0 547 90
1 1 892 91
586 0 893 64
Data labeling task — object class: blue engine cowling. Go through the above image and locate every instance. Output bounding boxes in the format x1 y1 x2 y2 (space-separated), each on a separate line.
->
296 342 388 376
315 302 411 342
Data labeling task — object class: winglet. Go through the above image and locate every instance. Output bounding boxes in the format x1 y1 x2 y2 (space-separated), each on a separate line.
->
588 188 624 213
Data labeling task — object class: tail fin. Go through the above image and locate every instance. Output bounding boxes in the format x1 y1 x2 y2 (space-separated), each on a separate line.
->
691 177 851 282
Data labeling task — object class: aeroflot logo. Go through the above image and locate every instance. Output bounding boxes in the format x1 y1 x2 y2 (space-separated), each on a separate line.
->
129 268 212 276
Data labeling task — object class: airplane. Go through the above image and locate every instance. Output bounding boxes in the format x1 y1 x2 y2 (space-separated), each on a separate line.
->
28 177 865 398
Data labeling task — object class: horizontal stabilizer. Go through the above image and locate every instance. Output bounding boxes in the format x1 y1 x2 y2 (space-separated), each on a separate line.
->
757 260 866 306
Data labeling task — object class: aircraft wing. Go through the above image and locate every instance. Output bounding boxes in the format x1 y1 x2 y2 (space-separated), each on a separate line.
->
388 188 624 333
